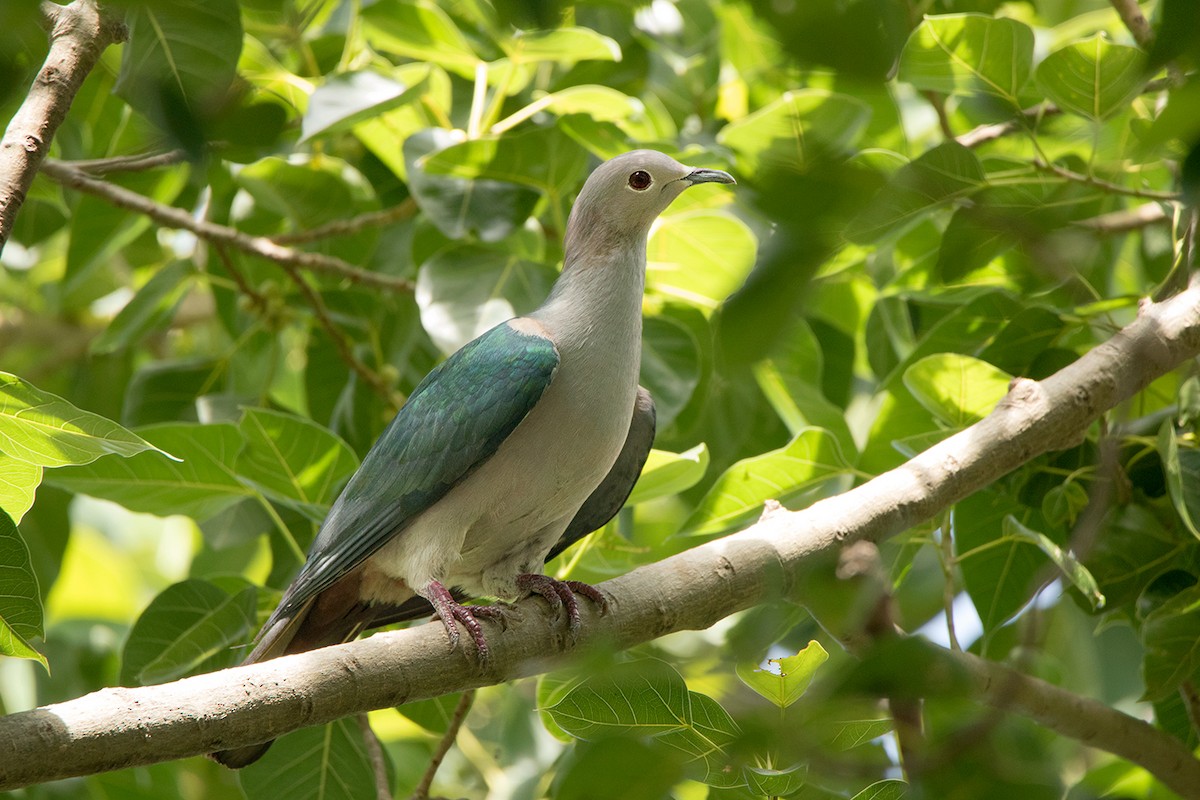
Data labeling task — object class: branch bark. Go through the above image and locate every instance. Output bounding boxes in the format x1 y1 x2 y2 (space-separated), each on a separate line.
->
0 0 126 253
3 285 1200 791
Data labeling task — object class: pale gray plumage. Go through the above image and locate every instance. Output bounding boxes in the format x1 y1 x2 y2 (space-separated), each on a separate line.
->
212 150 733 769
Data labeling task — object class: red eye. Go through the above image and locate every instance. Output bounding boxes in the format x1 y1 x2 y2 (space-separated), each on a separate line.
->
628 170 652 190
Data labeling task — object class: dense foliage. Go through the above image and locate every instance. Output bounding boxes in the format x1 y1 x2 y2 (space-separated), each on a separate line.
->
2 0 1200 797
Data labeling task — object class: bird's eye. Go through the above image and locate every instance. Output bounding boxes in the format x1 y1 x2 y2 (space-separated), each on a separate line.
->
628 170 652 190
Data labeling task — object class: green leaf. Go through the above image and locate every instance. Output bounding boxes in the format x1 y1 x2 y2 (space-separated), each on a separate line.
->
0 458 40 524
0 372 176 468
848 142 986 243
646 210 758 311
121 359 217 427
301 69 430 142
542 659 692 739
1157 422 1200 541
92 261 196 355
47 423 252 521
1086 505 1188 609
236 156 378 232
640 314 702 430
717 89 871 175
115 0 242 122
654 691 742 788
235 408 358 521
121 578 257 685
506 28 621 64
627 444 709 506
829 719 895 751
493 85 644 134
361 0 480 78
903 353 1012 428
736 641 829 709
1035 35 1144 122
682 428 849 538
955 490 1047 633
405 128 542 241
396 692 465 735
419 124 589 199
239 717 385 800
898 14 1034 104
852 779 910 800
1141 584 1200 702
1003 516 1105 610
415 245 557 354
745 763 808 797
0 509 46 669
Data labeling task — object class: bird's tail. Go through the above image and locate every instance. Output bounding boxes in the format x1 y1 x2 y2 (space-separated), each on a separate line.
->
209 588 379 768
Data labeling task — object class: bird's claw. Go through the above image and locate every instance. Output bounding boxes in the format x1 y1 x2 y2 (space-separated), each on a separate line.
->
516 574 608 637
423 580 496 661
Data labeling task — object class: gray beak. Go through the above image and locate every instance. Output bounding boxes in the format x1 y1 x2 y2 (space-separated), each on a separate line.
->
684 167 736 185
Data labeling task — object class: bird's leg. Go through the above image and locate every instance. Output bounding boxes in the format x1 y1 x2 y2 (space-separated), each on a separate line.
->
420 580 495 660
515 574 609 636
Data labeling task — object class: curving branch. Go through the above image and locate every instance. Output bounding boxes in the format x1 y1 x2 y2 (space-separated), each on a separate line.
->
39 159 415 291
0 0 126 252
3 284 1200 793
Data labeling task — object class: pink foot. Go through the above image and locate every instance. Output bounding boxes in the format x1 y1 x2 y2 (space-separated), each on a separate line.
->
516 574 609 636
422 580 499 660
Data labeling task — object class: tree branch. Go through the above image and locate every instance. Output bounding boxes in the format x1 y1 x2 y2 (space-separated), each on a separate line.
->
4 285 1200 793
1032 158 1182 202
38 159 415 292
0 0 126 253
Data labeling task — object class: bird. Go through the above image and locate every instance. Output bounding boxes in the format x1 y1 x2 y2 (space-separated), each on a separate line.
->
211 150 734 768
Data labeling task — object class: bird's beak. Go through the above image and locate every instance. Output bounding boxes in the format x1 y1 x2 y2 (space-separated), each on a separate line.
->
683 167 736 185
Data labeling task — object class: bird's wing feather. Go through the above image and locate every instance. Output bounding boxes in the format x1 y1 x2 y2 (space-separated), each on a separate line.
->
547 386 655 561
270 322 560 622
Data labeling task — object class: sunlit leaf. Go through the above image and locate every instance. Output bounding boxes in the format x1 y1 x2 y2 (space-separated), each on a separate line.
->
718 89 870 175
903 353 1012 428
0 373 175 468
745 763 807 797
47 423 251 521
627 444 709 506
682 428 850 538
899 14 1034 104
852 779 909 800
829 719 895 751
736 641 829 709
362 0 479 77
1035 35 1144 122
506 28 621 64
0 459 40 524
646 211 757 311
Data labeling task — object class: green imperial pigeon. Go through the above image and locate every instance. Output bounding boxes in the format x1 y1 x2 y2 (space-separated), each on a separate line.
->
212 150 734 768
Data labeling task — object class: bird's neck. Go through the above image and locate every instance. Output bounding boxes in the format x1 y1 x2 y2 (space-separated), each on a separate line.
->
531 233 647 353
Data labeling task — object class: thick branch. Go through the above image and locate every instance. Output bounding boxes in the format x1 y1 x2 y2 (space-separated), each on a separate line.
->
38 159 415 292
3 286 1200 793
0 0 126 253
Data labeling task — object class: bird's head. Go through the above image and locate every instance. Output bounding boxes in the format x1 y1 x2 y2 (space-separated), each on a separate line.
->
565 150 735 260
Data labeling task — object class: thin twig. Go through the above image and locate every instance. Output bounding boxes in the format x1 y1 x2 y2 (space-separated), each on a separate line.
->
278 259 402 409
1032 158 1182 202
922 91 955 140
62 149 189 175
1075 202 1171 234
0 0 127 252
410 690 475 800
271 199 419 244
39 159 415 291
212 243 268 311
357 714 391 800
